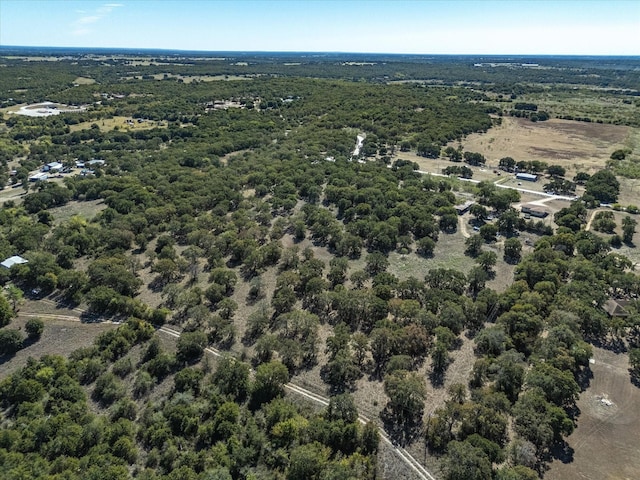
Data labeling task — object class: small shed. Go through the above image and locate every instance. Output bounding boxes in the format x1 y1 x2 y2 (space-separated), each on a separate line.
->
516 173 538 182
602 299 631 317
1 255 28 269
521 204 549 218
455 200 475 215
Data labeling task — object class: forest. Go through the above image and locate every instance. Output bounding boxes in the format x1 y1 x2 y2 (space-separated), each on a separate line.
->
0 51 639 480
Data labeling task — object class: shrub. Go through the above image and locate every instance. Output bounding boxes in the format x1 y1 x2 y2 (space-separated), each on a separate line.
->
25 318 44 339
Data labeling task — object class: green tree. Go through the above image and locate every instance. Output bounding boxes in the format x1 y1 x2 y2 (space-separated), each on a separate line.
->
445 440 492 480
476 251 497 272
465 235 484 257
585 169 620 203
25 317 44 339
0 294 15 327
287 442 331 480
383 369 426 427
5 285 24 312
213 356 250 401
251 360 290 406
622 215 637 244
630 348 640 379
503 237 522 263
176 331 207 363
0 328 23 355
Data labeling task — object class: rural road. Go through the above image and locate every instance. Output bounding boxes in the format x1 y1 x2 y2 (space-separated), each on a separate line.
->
414 168 576 201
16 308 438 480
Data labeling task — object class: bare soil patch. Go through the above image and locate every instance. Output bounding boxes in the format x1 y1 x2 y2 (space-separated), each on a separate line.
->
546 347 640 480
72 76 96 85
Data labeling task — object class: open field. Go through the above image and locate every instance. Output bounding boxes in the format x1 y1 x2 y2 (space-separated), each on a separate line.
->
521 89 640 127
456 117 632 177
48 198 107 224
546 346 640 480
72 76 96 85
68 115 166 132
0 303 117 380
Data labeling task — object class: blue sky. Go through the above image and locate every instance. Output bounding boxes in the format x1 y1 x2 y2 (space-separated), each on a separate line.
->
1 1 638 55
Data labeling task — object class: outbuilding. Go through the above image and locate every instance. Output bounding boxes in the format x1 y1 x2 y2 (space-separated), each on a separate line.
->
520 204 549 218
1 255 28 269
516 173 538 182
455 200 474 215
43 161 63 172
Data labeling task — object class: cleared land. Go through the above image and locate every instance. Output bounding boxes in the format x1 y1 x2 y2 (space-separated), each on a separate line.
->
0 303 117 380
546 346 640 480
455 117 631 177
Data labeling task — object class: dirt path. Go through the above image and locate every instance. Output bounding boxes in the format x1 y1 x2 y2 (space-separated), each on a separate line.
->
585 208 607 232
160 325 438 480
458 216 470 238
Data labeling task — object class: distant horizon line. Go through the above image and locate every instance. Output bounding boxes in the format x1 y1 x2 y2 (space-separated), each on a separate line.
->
1 45 638 58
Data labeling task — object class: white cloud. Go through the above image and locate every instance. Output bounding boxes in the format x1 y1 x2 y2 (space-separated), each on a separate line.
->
72 3 123 36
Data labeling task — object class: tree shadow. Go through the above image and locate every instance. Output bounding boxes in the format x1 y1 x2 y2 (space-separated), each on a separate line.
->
380 406 423 447
548 440 575 465
576 366 594 391
590 336 627 354
147 276 168 293
428 369 446 388
0 351 17 366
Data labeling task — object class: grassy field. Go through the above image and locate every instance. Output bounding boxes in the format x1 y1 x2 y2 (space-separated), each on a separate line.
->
69 116 166 132
520 88 640 127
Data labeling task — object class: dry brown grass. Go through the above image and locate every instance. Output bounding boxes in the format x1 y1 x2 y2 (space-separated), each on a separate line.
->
456 117 631 178
69 116 166 132
546 346 640 480
0 306 116 380
72 77 96 85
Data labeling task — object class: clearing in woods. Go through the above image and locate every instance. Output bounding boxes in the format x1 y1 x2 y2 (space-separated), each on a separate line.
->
455 116 631 177
546 346 640 480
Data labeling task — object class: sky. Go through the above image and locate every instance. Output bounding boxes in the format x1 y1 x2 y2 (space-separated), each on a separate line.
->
1 0 639 55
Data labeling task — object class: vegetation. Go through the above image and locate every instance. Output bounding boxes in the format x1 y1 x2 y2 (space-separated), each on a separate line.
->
0 49 639 479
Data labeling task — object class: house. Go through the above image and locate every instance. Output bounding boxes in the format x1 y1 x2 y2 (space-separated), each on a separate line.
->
602 298 631 318
455 200 474 215
42 161 63 172
87 159 105 166
1 255 28 269
516 173 538 182
520 204 549 218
